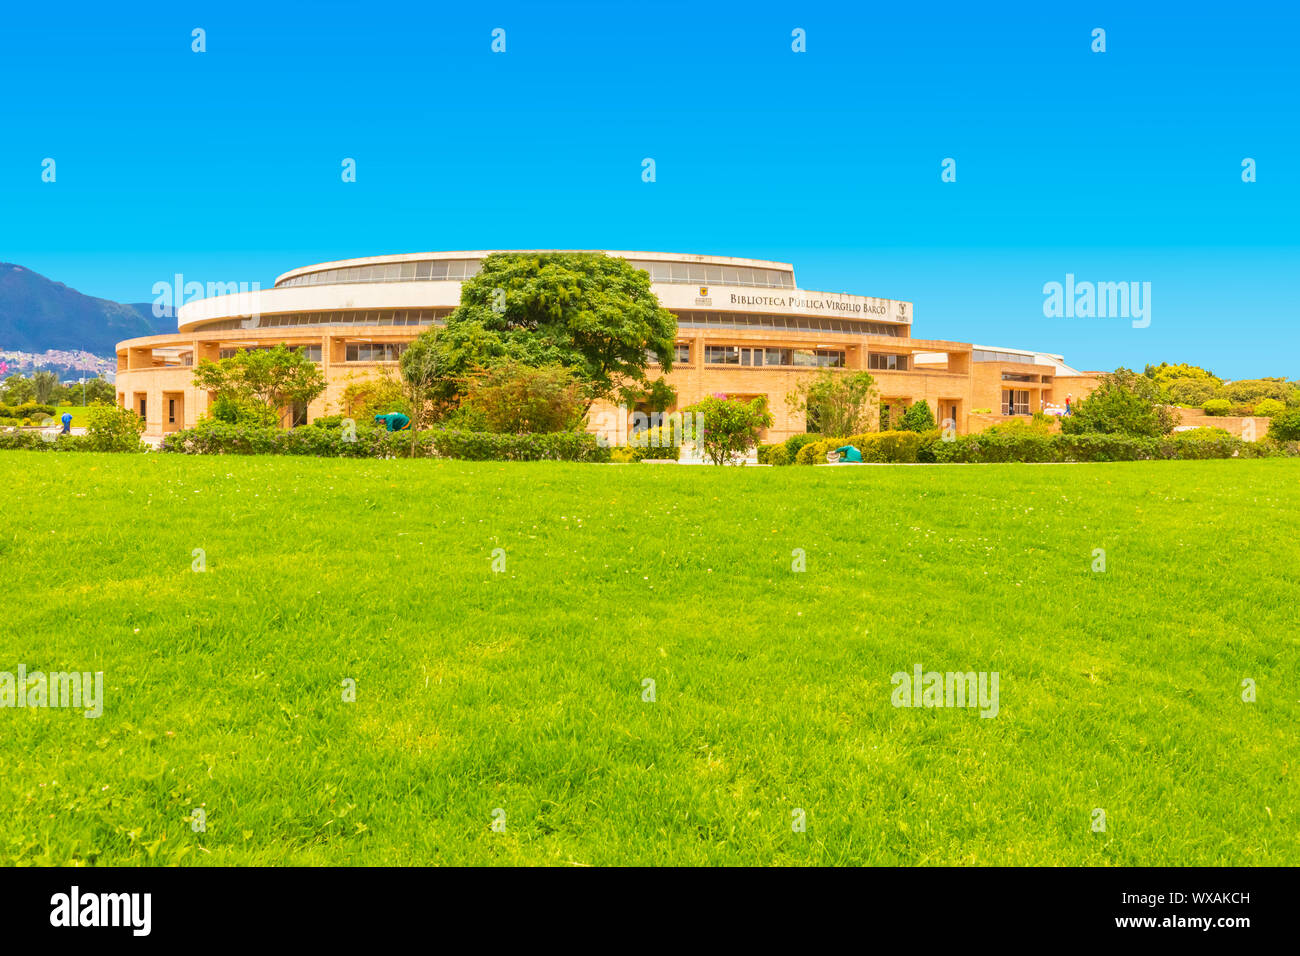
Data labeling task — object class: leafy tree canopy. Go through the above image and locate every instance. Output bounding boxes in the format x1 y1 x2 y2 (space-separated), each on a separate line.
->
898 399 937 433
426 252 677 404
785 370 877 437
193 344 326 426
686 394 773 465
1061 367 1178 437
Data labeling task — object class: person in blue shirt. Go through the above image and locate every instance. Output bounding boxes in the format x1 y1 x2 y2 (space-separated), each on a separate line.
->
834 444 863 463
60 412 72 434
374 412 411 432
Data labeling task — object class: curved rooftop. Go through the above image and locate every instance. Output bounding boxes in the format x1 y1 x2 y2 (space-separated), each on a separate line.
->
274 250 798 291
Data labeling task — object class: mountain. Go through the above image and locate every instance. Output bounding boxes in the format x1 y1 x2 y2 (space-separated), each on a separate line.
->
0 263 176 357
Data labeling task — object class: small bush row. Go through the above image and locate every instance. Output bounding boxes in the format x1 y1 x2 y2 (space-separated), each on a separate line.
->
0 402 57 421
0 430 91 452
160 423 610 461
780 428 1300 464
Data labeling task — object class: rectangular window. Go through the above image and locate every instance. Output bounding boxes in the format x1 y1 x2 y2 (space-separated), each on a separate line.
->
138 397 147 418
168 399 175 423
1002 389 1030 415
705 345 740 364
869 353 909 371
345 343 405 362
1002 372 1036 382
674 343 691 364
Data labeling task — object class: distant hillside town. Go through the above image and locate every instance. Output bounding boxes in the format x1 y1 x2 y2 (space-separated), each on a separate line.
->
0 348 116 382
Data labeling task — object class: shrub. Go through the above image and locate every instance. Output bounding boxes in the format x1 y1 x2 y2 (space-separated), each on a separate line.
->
757 443 794 466
898 401 937 433
461 361 587 434
0 429 89 452
207 394 280 427
795 430 941 465
85 405 146 452
1253 398 1285 418
340 375 409 420
785 370 877 436
307 414 347 429
628 424 683 461
1266 407 1300 442
1217 378 1294 406
984 418 1052 437
1060 369 1177 436
438 404 491 432
1201 398 1231 416
0 402 57 420
685 395 772 465
1165 377 1219 407
784 433 823 458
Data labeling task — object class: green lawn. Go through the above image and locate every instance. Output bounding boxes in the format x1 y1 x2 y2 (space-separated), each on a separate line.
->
1 453 1296 866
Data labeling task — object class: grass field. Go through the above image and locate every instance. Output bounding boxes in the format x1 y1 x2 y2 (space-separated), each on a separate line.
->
1 452 1296 866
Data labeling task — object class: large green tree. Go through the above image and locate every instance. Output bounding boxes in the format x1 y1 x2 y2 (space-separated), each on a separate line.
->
410 252 677 408
785 370 877 436
1061 368 1178 437
193 345 326 427
31 370 59 405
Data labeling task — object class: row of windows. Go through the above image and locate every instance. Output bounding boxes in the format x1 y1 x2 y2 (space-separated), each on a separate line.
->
704 346 845 368
220 345 323 361
275 259 482 288
346 343 408 362
974 349 1037 365
196 308 901 338
258 310 445 328
1001 371 1050 383
868 353 910 371
628 261 794 289
676 311 902 336
193 318 248 331
658 345 905 370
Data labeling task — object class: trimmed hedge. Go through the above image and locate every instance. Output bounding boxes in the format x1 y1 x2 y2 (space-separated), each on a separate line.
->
792 428 1298 464
0 430 91 451
160 424 610 461
0 402 57 419
626 425 683 461
796 430 941 465
783 433 823 458
1267 407 1300 442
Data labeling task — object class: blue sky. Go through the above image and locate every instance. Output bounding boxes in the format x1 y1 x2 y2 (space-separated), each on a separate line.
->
1 1 1296 376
